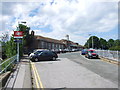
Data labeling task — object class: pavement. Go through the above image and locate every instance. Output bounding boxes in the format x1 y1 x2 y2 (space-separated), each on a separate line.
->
3 55 32 89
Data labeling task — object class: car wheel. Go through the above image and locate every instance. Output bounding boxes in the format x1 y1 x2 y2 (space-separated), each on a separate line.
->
88 56 91 59
34 58 39 62
52 57 56 60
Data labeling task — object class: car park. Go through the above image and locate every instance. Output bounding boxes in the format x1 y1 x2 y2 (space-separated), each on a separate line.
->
85 49 99 59
30 50 58 62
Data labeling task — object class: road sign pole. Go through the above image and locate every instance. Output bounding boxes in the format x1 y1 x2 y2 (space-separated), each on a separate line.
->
17 41 19 62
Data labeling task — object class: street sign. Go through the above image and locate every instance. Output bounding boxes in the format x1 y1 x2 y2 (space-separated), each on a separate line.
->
14 40 22 43
14 31 23 38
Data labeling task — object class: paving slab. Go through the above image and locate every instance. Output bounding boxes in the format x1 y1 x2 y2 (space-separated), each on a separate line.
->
4 55 32 89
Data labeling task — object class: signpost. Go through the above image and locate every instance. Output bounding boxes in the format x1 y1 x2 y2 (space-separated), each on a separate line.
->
14 31 23 62
14 31 23 38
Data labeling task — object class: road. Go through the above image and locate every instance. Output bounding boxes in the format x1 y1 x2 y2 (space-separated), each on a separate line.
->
31 51 118 88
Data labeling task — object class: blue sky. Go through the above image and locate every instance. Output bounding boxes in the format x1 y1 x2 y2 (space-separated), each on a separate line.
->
0 0 119 45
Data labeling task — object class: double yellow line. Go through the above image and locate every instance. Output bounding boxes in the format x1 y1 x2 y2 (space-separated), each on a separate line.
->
31 62 44 89
100 57 120 66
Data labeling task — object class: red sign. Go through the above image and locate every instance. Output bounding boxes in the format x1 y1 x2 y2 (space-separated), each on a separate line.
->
14 31 23 38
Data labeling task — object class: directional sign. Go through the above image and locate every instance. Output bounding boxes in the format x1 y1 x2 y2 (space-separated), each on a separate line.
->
14 31 23 38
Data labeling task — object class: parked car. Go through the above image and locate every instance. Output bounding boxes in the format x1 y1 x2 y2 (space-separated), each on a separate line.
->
30 50 58 62
29 49 48 57
81 49 88 55
85 49 99 59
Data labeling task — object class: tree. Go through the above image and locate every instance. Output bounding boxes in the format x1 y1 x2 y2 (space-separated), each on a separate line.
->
0 32 9 42
109 39 120 51
114 39 120 46
18 24 34 54
0 32 9 59
4 37 17 58
99 38 108 50
84 36 120 51
108 39 114 48
84 36 100 49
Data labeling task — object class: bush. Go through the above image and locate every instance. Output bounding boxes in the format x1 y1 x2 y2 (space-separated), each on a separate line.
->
109 46 120 51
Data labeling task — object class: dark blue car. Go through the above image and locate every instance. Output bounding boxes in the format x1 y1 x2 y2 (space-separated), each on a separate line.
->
30 50 58 62
81 49 87 55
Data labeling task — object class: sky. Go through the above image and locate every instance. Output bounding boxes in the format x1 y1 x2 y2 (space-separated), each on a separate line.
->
0 0 119 45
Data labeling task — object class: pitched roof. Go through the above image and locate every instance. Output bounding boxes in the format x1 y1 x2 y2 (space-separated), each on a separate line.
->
35 35 83 47
35 35 64 44
60 39 83 47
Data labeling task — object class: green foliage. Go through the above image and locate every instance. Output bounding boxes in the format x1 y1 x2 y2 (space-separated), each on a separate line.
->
99 38 108 49
1 57 15 71
109 39 120 51
108 39 114 48
4 37 17 58
2 24 32 59
114 39 120 46
84 36 120 51
85 36 100 49
18 24 34 54
109 46 120 51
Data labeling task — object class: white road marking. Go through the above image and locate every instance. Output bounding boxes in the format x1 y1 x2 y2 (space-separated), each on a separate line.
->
80 54 101 61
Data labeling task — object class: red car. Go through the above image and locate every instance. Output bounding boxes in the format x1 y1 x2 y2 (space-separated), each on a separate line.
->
85 49 99 59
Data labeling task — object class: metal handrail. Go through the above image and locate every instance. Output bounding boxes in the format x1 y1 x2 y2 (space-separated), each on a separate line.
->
0 55 17 74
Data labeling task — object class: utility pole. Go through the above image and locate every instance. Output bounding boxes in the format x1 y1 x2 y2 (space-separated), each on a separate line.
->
92 36 94 49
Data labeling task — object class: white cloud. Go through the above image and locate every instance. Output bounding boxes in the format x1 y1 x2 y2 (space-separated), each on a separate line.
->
0 0 118 45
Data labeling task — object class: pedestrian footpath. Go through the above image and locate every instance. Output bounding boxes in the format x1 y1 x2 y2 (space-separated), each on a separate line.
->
4 55 32 89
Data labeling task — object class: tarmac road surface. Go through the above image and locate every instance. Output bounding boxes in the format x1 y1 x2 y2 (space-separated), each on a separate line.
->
31 51 118 88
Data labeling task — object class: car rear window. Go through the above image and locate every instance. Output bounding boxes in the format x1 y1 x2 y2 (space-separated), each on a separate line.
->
89 50 96 53
34 51 42 54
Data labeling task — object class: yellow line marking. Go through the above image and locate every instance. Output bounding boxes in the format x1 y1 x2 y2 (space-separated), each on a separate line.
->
33 63 44 89
100 57 120 66
31 62 40 88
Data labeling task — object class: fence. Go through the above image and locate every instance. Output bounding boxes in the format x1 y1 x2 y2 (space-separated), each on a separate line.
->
96 50 119 61
0 55 17 74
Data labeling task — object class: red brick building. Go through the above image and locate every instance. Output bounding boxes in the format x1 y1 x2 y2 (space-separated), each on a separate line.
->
29 31 83 51
32 35 65 50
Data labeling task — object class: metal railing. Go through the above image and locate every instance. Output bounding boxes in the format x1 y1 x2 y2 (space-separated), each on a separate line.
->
0 55 17 74
96 50 119 61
